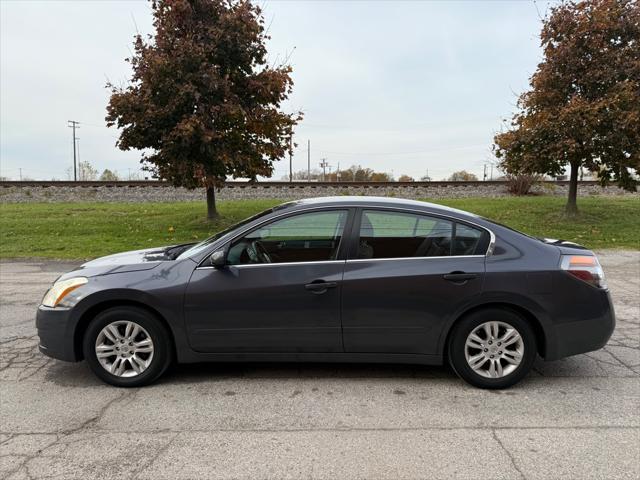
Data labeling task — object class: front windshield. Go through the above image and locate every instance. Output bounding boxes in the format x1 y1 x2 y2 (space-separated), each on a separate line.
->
176 207 275 260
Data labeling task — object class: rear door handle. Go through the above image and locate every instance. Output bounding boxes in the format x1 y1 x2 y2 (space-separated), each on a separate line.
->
304 281 338 294
443 272 478 283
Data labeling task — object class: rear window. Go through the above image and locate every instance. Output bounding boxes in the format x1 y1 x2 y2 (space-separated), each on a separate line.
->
357 210 488 259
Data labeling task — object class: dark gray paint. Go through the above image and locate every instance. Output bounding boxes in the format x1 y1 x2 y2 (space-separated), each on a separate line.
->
342 256 485 354
185 262 345 353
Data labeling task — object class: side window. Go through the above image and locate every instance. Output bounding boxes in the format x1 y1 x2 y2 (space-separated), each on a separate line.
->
357 210 453 259
453 223 484 256
227 210 348 265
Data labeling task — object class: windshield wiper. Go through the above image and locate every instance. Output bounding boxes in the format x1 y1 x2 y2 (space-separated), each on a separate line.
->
165 243 197 260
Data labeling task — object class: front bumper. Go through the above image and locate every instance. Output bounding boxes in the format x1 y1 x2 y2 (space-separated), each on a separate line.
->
36 306 80 362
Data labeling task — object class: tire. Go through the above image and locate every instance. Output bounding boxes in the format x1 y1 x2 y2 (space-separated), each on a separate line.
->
83 306 173 387
448 307 537 389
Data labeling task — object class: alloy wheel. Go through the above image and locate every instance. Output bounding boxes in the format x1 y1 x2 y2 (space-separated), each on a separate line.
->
95 320 154 377
464 321 524 379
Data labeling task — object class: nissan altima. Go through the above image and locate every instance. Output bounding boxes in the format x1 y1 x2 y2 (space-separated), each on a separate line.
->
36 197 615 389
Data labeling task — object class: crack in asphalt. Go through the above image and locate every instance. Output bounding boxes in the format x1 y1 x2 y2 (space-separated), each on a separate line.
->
0 335 56 381
3 427 638 479
492 429 527 480
0 434 14 448
603 346 640 370
0 335 38 346
61 389 136 436
132 432 180 479
0 434 60 479
0 390 138 479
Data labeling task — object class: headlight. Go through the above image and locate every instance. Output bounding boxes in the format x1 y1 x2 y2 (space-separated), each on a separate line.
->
42 277 88 307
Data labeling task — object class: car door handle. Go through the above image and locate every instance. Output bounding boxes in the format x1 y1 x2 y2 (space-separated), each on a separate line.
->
304 281 338 293
443 272 478 283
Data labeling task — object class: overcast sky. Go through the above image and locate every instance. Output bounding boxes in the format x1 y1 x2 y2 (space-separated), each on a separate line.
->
0 0 555 181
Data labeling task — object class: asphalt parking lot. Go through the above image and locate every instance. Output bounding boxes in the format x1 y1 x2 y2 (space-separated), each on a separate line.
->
1 251 638 480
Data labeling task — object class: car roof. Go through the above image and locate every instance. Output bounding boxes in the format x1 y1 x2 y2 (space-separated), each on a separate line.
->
278 196 480 220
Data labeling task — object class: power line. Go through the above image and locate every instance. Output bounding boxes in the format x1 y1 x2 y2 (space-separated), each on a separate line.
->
296 114 504 132
315 143 488 158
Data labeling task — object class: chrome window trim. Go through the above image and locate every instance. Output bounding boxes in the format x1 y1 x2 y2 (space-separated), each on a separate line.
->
196 259 347 270
195 255 486 270
346 255 485 264
487 230 496 256
197 203 496 268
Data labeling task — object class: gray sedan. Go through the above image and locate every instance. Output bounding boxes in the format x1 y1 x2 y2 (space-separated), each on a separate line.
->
36 197 614 388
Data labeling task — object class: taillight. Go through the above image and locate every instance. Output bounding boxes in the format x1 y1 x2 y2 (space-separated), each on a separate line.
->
560 255 607 289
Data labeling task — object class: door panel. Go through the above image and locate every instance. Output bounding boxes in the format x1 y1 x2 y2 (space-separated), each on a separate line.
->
342 208 487 355
342 257 485 354
185 262 345 353
183 208 352 354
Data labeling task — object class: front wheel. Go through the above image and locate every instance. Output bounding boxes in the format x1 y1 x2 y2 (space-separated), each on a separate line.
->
83 306 172 387
448 308 537 389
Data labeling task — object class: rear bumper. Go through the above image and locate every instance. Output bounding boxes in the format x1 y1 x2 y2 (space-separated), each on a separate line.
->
36 306 80 362
545 290 616 361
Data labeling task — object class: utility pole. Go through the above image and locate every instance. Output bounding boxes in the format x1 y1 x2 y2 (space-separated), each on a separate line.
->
319 158 329 182
19 168 22 181
289 134 293 183
68 120 80 181
307 140 311 182
490 163 494 181
76 137 81 179
483 164 487 181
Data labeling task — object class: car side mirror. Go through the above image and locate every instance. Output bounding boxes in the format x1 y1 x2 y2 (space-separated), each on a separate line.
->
209 249 227 269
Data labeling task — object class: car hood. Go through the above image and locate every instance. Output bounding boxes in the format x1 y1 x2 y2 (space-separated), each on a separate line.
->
76 246 172 277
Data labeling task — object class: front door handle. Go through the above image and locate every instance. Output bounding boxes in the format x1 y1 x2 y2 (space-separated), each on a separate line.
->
443 272 478 283
304 281 338 294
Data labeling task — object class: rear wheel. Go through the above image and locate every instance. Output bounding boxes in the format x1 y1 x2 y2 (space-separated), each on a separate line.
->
83 306 172 387
448 308 536 389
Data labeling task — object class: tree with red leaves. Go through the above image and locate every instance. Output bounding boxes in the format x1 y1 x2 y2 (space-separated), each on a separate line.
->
494 0 639 215
107 0 301 219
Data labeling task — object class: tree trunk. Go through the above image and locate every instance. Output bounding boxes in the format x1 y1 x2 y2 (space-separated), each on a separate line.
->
565 162 579 217
206 186 218 220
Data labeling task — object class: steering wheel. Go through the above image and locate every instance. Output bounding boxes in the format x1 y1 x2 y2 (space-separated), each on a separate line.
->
248 240 272 263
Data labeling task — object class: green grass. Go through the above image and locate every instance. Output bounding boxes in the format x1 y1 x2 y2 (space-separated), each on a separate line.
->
0 196 638 259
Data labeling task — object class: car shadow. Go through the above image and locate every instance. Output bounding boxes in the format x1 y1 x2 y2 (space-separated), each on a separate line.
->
157 361 459 385
41 355 621 390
